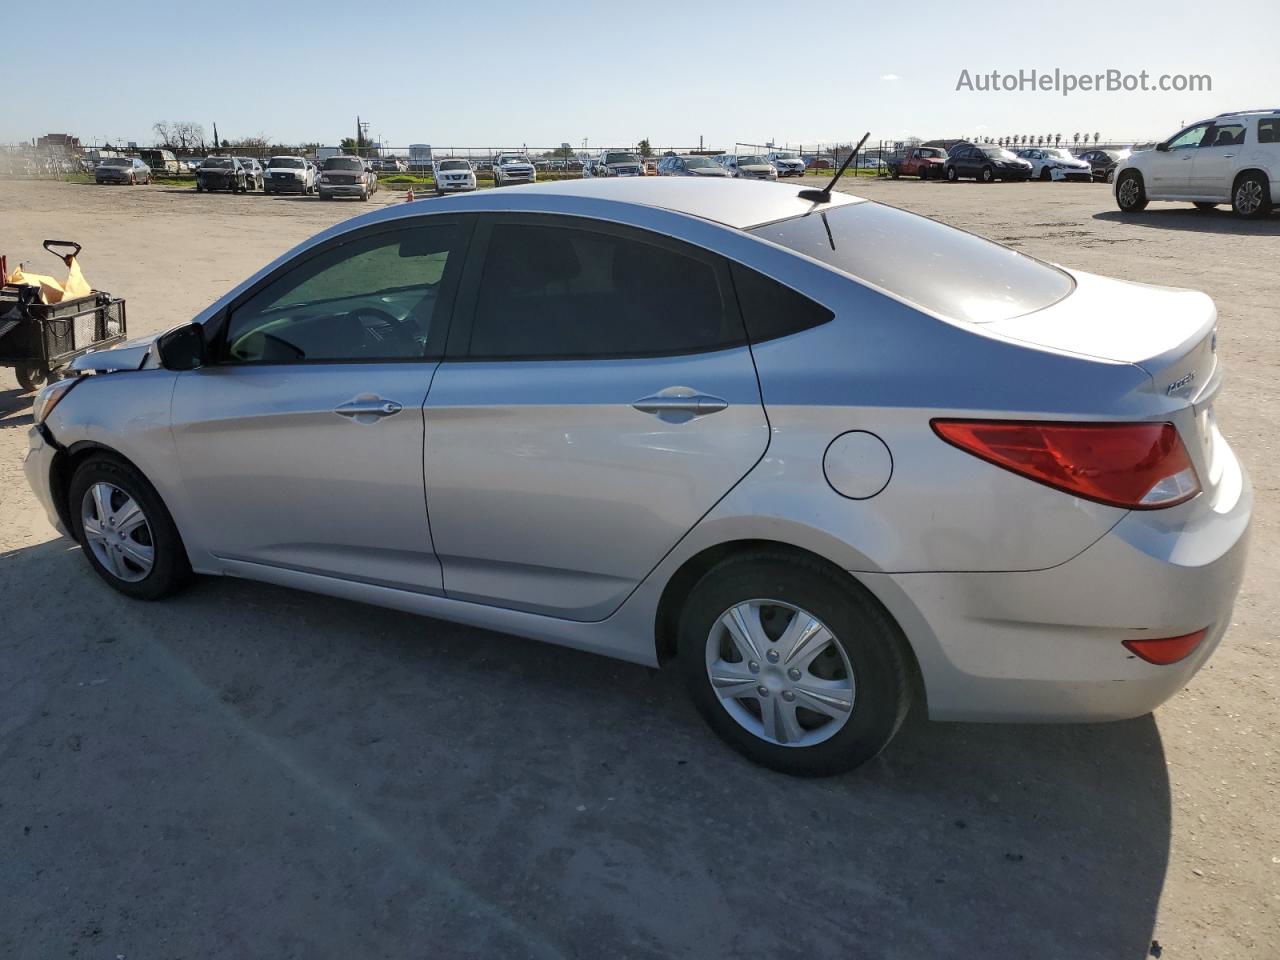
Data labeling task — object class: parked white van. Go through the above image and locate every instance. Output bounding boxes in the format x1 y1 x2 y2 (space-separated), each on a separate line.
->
1115 108 1279 219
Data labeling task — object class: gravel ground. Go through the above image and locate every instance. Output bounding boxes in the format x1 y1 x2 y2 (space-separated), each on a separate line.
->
0 178 1276 959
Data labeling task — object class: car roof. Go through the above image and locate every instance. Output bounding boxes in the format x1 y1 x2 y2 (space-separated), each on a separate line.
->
396 178 863 230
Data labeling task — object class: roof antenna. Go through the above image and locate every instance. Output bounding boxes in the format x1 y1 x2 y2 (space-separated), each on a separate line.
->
798 132 871 203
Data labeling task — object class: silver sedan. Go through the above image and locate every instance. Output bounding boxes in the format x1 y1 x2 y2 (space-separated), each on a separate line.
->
24 178 1251 776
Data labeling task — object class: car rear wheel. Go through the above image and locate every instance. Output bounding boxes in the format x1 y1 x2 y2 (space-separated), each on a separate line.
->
68 455 192 601
677 552 911 777
1232 172 1272 219
1116 170 1148 212
890 166 900 179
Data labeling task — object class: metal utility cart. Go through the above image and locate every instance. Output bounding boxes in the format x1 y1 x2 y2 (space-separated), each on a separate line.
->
0 241 127 391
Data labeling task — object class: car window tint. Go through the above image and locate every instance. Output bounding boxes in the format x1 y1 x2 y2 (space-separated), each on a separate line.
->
752 203 1072 324
468 221 742 359
1259 119 1280 144
1203 124 1245 147
1168 124 1209 149
225 224 459 363
730 263 833 343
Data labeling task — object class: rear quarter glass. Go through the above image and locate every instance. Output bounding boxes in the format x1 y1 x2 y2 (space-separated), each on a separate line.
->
751 204 1074 324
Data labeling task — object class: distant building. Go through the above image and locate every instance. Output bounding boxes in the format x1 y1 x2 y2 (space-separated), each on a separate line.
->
37 133 81 155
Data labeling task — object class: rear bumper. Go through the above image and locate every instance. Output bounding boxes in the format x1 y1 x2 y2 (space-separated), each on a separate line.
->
865 439 1252 722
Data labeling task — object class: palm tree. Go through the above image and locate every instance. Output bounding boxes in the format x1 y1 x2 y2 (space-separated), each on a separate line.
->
1072 133 1080 146
1094 132 1101 145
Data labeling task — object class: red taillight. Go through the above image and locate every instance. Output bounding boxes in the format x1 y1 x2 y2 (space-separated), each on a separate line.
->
1123 629 1208 665
931 419 1201 509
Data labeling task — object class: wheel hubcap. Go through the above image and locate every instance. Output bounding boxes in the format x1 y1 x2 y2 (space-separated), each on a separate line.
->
705 600 855 748
81 482 154 582
1119 179 1139 206
1237 181 1262 214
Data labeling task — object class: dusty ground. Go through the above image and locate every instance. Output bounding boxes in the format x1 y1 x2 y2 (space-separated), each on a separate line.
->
0 178 1276 959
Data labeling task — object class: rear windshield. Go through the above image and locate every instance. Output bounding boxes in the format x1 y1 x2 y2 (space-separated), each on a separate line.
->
101 158 129 167
738 156 767 165
751 203 1073 323
269 157 304 168
323 157 364 171
685 157 717 168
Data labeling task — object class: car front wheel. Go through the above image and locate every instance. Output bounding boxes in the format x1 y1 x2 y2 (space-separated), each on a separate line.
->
1232 172 1272 219
1116 170 1148 212
980 166 995 183
677 551 911 777
946 166 958 182
68 455 192 601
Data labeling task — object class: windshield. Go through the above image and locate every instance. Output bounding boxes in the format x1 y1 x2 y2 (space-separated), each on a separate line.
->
738 155 768 165
604 152 640 165
981 147 1018 160
236 158 256 166
685 157 717 169
323 157 364 171
498 155 529 164
438 160 469 170
269 157 304 168
1044 149 1073 160
202 158 233 169
750 203 1073 324
101 158 129 167
774 152 799 160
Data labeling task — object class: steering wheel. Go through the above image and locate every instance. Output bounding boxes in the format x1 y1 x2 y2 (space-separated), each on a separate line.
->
347 305 421 355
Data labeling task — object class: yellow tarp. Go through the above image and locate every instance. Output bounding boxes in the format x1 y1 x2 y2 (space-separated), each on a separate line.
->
4 256 92 304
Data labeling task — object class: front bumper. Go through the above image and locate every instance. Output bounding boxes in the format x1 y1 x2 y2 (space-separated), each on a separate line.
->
319 183 367 196
438 180 476 192
265 177 308 192
1052 168 1094 182
24 425 66 536
866 436 1252 722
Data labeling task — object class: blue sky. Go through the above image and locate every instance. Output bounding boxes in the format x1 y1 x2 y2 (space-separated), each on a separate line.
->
3 0 1271 150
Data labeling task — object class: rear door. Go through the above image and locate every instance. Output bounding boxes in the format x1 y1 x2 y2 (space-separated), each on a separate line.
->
423 214 769 620
172 217 471 593
1191 121 1247 199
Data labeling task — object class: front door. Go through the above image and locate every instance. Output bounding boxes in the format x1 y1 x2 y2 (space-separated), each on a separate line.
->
1149 123 1208 195
172 218 469 593
424 215 770 621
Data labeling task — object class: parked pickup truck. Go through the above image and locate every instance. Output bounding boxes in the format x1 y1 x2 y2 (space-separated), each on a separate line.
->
888 146 947 179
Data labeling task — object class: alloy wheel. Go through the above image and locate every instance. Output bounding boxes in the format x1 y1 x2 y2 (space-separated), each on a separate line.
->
81 482 154 582
1118 177 1141 208
1236 180 1263 215
705 600 856 748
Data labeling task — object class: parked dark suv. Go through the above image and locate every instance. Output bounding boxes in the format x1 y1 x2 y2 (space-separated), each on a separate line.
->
195 157 248 193
318 156 377 201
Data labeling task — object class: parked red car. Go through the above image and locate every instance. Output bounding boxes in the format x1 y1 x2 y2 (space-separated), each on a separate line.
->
888 147 946 179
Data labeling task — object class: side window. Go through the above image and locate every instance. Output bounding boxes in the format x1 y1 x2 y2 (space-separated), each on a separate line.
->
223 223 461 363
1168 124 1209 149
467 220 743 359
729 263 834 344
1259 119 1280 145
1202 123 1245 147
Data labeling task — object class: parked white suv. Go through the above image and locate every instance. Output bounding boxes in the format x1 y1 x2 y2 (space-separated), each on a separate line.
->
492 153 536 187
432 158 476 194
1115 109 1279 219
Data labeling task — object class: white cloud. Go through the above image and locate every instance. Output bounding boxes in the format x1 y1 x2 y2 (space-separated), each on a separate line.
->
880 74 900 81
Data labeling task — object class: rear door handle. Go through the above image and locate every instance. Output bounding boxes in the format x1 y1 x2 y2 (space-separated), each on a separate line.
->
334 396 403 420
632 388 729 422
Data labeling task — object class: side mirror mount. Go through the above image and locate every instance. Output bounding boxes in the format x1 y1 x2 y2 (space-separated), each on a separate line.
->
1156 142 1170 152
156 322 207 371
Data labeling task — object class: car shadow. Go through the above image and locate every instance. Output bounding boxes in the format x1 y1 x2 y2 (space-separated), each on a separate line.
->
1094 208 1280 235
0 386 33 425
0 539 1171 959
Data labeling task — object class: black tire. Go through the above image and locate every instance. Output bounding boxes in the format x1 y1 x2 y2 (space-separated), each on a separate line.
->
1231 172 1272 220
67 454 192 601
195 183 203 192
1193 202 1218 211
1039 167 1052 181
15 361 47 392
890 165 900 180
917 167 929 180
676 551 911 777
1115 170 1148 212
980 165 995 183
945 165 958 182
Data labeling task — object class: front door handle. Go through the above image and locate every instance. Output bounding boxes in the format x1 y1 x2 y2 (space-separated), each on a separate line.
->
334 396 403 421
632 388 729 423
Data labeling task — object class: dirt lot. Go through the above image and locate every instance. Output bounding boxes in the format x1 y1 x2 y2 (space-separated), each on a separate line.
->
1 178 1276 959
